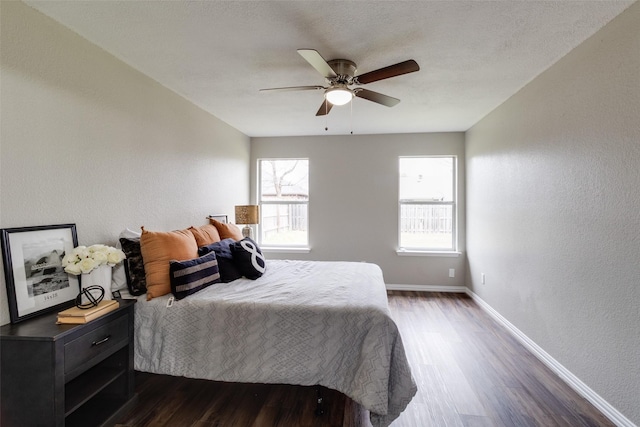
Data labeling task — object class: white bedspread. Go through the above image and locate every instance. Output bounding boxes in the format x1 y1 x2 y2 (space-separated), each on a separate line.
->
133 259 416 426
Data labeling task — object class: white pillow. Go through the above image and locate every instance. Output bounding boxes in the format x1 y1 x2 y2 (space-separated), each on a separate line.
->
111 228 142 293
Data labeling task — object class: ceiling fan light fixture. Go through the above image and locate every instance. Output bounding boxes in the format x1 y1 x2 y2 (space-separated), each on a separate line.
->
325 86 353 106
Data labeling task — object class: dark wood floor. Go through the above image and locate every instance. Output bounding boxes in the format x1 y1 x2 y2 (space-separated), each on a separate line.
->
117 292 613 427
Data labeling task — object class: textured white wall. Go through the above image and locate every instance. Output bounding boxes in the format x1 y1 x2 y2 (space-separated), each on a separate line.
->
466 2 640 424
251 133 466 287
0 2 250 325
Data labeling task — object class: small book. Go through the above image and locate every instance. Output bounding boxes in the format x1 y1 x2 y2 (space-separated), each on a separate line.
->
57 300 119 324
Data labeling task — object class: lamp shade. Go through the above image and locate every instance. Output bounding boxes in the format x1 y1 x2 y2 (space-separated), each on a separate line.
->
325 86 353 106
235 205 260 225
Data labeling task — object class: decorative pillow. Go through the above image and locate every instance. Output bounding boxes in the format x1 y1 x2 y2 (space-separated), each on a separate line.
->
119 237 147 296
169 251 221 300
209 219 243 241
189 224 221 247
198 238 242 283
230 237 266 280
140 227 199 300
112 228 142 294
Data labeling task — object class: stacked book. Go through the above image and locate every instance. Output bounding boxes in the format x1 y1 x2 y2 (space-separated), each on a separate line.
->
57 300 119 324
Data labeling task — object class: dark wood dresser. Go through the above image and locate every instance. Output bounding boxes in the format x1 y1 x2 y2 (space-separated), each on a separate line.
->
1 299 137 427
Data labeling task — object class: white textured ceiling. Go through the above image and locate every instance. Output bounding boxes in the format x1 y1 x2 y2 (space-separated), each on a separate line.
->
24 1 634 137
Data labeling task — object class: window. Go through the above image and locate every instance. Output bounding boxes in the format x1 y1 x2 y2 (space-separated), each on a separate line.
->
399 156 456 251
258 159 309 247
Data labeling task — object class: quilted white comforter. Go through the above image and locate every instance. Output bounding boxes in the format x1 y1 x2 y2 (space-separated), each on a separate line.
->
133 259 416 426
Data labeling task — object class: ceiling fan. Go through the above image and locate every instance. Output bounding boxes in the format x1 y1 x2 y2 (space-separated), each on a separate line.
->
260 49 420 116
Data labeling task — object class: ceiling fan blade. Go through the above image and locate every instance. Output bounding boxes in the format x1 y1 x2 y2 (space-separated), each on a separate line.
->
298 49 338 79
315 100 333 116
260 85 325 92
355 60 420 85
354 89 400 107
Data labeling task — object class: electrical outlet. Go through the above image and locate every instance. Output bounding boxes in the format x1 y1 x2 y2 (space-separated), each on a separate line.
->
449 268 455 278
481 273 486 284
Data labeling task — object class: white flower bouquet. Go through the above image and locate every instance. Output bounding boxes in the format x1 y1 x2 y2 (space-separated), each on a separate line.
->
62 244 126 275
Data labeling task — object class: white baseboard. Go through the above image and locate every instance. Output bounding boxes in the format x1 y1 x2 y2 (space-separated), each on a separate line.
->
385 284 467 292
465 288 636 427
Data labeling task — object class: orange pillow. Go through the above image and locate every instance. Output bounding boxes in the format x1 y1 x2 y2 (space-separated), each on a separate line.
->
140 227 198 300
189 224 221 247
209 219 243 241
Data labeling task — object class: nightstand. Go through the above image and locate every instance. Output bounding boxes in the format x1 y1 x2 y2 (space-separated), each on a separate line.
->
1 299 137 427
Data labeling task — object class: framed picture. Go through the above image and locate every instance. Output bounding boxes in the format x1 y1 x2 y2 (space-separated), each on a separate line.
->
207 214 228 224
1 224 80 323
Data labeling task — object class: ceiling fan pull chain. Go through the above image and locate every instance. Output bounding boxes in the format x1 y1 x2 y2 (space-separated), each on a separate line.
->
350 100 353 135
325 101 328 131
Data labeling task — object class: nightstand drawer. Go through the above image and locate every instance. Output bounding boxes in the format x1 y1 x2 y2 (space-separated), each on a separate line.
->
65 315 128 374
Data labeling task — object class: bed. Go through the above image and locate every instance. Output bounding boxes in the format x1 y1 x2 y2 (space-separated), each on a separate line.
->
132 259 417 426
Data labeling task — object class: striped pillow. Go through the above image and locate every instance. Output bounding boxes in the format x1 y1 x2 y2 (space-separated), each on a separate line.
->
169 251 221 300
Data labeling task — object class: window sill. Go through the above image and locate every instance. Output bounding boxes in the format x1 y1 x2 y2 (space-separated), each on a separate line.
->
262 247 311 254
396 249 462 257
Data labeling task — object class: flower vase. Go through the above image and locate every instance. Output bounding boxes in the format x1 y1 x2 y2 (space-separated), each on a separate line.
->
81 264 112 303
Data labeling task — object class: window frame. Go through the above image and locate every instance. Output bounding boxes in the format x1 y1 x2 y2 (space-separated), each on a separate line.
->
398 155 458 253
257 158 310 249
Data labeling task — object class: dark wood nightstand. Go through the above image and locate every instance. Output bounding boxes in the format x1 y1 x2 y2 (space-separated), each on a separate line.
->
1 299 137 427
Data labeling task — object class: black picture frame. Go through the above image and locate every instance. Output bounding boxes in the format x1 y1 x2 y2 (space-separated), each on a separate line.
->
1 224 80 323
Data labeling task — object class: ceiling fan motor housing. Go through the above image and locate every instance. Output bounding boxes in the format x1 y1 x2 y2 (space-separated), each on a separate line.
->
327 59 357 84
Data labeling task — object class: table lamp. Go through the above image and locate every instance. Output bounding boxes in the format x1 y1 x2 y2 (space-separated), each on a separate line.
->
234 205 260 238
